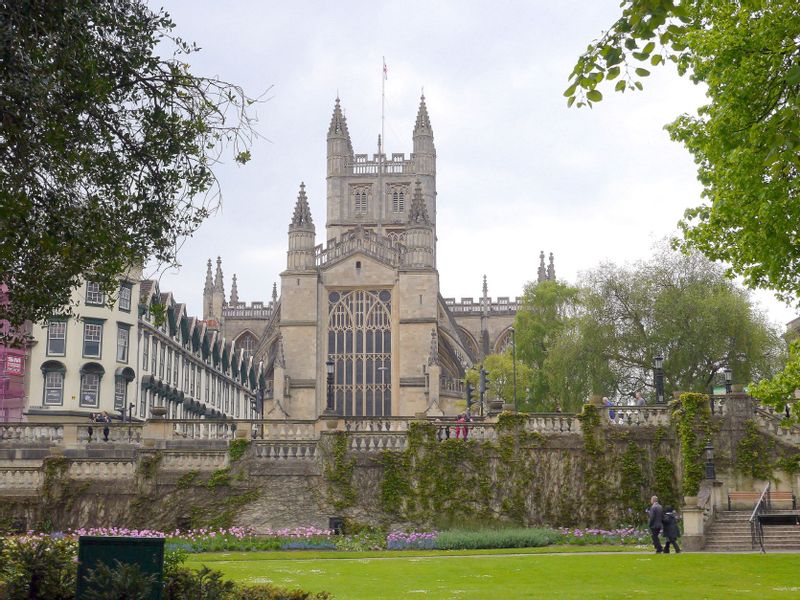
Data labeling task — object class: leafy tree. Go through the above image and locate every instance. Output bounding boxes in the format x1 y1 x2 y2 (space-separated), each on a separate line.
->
566 1 800 303
513 280 580 407
577 245 783 401
0 0 260 336
750 339 800 423
466 352 533 412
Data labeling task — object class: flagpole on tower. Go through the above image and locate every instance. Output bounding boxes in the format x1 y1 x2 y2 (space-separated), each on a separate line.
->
381 56 386 162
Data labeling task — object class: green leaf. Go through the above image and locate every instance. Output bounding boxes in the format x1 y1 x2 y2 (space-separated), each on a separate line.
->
615 80 626 91
563 83 578 97
642 42 655 54
567 96 576 108
650 54 662 66
586 89 603 102
606 66 621 80
787 65 800 86
634 81 643 90
634 68 651 77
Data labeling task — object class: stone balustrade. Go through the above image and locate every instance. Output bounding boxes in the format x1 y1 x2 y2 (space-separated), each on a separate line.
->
68 460 136 480
254 441 318 460
0 468 42 490
160 451 228 471
260 421 318 440
77 424 144 444
754 407 800 445
343 418 412 433
604 406 671 427
348 432 408 452
167 420 237 440
0 423 63 445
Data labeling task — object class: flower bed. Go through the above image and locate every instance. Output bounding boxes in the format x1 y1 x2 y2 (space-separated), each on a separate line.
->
558 527 649 545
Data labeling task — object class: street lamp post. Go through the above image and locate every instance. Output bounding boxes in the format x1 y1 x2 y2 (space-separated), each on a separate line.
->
510 327 517 411
724 366 733 395
654 355 665 404
325 359 335 414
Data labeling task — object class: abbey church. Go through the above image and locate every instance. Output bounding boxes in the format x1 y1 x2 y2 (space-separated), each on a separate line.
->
201 96 556 419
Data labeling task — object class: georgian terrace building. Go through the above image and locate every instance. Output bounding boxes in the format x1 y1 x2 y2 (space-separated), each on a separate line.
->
24 275 262 422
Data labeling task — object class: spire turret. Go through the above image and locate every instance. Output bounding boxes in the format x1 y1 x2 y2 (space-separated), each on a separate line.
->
413 94 435 176
327 97 353 177
547 253 556 281
414 94 432 136
271 282 278 305
204 259 213 293
405 180 434 268
537 251 547 283
230 274 239 304
214 257 225 295
290 182 314 230
482 275 488 298
287 183 316 271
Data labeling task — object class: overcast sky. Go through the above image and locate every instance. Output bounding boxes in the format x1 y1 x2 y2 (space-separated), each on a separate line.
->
148 0 796 328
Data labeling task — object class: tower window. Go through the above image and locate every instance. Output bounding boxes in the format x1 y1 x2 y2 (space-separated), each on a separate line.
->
392 191 404 212
354 190 368 214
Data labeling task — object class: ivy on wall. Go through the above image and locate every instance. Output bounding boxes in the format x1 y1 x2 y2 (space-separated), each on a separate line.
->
671 392 712 497
322 431 357 511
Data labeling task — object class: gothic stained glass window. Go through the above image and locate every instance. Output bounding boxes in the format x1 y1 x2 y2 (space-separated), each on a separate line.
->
328 289 392 416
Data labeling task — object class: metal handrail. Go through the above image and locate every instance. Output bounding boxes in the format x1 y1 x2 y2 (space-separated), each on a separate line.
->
749 481 771 553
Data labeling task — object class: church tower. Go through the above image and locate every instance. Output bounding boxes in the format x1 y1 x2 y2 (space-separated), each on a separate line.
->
202 257 226 322
324 95 437 252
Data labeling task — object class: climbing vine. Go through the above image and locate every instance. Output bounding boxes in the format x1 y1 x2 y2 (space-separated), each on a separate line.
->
577 403 611 525
322 432 357 511
619 441 645 514
735 420 774 480
671 392 712 497
228 439 250 462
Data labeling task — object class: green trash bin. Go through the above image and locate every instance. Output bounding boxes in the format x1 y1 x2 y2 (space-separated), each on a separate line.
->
77 536 164 599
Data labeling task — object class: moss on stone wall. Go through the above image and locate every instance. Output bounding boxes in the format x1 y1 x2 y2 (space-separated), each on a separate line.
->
322 431 357 511
672 392 712 496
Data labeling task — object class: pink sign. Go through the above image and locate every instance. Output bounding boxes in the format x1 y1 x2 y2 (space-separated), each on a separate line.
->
5 354 23 376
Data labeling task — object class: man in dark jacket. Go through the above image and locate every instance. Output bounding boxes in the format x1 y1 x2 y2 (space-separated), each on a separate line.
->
662 506 681 553
648 495 664 553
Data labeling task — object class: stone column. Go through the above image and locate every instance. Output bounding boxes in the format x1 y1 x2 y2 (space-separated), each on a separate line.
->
681 504 705 551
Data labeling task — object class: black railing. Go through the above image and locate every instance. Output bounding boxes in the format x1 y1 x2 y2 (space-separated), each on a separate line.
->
749 482 771 553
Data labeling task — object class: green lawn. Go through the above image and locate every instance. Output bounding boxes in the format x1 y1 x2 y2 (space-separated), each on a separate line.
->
186 550 800 599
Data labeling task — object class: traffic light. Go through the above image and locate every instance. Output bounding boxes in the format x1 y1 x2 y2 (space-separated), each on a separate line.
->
479 368 489 400
466 382 474 410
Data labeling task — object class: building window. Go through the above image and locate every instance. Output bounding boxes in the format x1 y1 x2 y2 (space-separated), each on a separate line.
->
328 289 392 416
392 191 405 212
183 359 189 391
151 339 158 373
237 333 257 361
115 377 127 410
83 322 103 358
118 283 132 312
85 281 104 305
159 343 165 379
116 325 129 363
46 321 67 356
354 189 368 214
43 370 64 406
173 352 179 385
142 334 150 370
80 373 101 408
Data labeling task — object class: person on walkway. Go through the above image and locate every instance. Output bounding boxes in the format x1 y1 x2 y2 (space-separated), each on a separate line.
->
648 495 664 553
662 505 681 554
99 411 111 442
603 397 616 421
635 391 646 407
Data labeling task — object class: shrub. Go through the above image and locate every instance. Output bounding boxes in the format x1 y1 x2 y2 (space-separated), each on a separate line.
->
81 560 157 600
163 565 235 600
386 531 437 550
0 535 77 600
435 528 559 550
233 584 332 600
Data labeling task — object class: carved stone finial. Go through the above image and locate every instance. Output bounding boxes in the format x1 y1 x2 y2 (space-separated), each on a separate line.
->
204 258 213 292
214 257 224 295
409 180 430 224
230 274 239 304
414 94 432 135
547 252 556 281
428 329 440 367
272 282 278 304
537 250 547 283
482 275 488 298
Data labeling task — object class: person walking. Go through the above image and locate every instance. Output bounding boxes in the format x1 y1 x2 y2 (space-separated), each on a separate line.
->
648 495 664 553
99 411 112 442
662 505 681 554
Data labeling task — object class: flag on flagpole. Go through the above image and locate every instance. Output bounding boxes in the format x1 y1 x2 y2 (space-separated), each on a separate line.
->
383 58 388 80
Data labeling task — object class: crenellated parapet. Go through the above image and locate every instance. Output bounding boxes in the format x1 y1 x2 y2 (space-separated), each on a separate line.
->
444 296 523 315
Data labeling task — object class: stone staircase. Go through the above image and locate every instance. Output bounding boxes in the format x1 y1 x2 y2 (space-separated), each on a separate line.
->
705 510 800 552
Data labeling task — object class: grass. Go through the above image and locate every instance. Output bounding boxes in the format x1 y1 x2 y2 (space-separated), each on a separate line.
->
186 550 800 599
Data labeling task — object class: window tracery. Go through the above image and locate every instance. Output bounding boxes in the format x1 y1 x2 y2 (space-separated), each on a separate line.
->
328 289 392 416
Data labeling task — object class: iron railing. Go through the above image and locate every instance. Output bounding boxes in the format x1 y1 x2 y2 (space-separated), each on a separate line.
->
749 481 771 553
